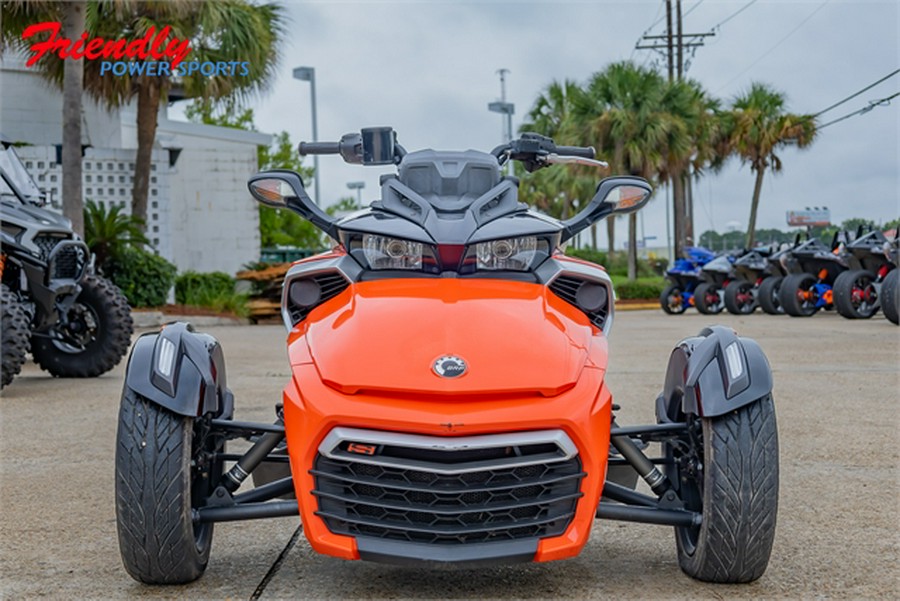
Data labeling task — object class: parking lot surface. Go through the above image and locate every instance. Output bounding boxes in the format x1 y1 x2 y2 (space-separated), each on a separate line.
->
1 309 898 599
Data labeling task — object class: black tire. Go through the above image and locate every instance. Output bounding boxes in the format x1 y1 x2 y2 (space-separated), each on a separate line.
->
673 396 779 583
31 274 133 377
115 389 220 584
723 280 757 315
1 284 31 389
660 284 688 314
779 273 820 317
881 268 899 325
694 282 723 315
833 269 878 319
757 276 783 315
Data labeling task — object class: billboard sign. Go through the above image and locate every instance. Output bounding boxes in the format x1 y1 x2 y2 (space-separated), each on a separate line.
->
787 208 830 227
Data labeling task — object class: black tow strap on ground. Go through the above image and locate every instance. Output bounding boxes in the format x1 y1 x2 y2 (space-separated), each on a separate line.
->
249 525 303 600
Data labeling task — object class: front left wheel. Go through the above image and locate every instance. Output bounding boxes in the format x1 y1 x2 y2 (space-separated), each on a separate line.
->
115 389 220 584
1 284 31 389
673 396 779 583
31 274 133 377
833 269 879 319
724 280 757 315
694 282 724 315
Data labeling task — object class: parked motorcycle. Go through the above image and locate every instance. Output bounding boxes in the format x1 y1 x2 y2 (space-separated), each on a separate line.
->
723 247 775 315
833 227 897 319
0 136 133 388
115 130 778 585
778 232 850 317
659 246 715 314
693 252 737 315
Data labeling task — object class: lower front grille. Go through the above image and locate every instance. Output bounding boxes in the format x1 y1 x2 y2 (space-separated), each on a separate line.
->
50 244 87 279
311 428 584 545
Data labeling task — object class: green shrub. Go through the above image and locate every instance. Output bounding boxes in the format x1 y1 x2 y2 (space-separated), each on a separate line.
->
613 277 666 300
106 247 177 307
175 271 248 317
567 247 661 278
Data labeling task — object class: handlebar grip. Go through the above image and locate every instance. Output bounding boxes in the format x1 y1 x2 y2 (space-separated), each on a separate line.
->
298 141 341 156
554 145 595 159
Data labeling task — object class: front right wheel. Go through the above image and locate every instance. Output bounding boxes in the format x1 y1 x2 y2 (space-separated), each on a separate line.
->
694 282 723 315
660 283 688 314
115 389 220 584
673 396 779 583
881 268 899 325
779 273 820 317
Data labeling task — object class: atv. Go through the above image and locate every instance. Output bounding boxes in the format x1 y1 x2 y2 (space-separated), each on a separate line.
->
832 227 897 319
0 136 133 388
693 251 736 315
658 246 715 314
115 130 779 586
778 232 850 317
756 234 809 315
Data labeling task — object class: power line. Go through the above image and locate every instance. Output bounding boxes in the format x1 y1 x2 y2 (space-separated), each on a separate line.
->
715 0 831 94
818 91 900 130
631 0 667 61
683 0 706 19
814 69 900 117
713 0 759 30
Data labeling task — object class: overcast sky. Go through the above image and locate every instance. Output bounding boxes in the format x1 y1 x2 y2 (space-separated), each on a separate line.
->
173 0 899 249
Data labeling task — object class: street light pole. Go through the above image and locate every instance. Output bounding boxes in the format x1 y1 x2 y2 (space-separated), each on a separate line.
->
293 66 320 205
346 181 365 210
488 68 515 173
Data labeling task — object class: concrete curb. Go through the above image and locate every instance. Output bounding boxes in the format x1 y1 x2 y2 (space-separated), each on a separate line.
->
614 302 660 311
131 310 249 328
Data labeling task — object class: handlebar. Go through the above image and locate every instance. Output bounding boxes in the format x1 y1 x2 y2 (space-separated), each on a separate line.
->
298 141 341 155
554 145 595 159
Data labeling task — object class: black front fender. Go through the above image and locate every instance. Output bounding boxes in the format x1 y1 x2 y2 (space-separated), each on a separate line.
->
657 325 773 420
124 321 233 418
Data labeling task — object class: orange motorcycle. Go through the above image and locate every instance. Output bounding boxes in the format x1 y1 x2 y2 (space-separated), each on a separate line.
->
115 129 778 585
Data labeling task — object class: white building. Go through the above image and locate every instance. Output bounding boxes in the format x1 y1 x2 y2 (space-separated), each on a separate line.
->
0 53 269 275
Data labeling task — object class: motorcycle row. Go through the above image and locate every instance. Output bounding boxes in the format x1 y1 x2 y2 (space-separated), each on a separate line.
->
659 228 900 325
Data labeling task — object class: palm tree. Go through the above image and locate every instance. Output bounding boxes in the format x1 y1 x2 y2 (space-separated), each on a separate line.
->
727 83 817 247
3 1 285 232
83 199 148 270
576 62 679 279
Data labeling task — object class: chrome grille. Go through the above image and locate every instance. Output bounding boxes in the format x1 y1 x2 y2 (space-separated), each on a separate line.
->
311 429 584 545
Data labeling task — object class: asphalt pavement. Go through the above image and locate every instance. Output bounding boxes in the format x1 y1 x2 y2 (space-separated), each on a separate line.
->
1 309 898 599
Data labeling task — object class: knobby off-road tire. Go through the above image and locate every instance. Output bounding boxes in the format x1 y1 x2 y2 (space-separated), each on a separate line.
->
31 274 133 377
676 396 779 583
115 389 215 584
881 268 899 325
660 284 688 314
694 282 723 315
833 269 878 319
1 284 30 389
779 273 819 317
724 280 757 315
757 276 783 315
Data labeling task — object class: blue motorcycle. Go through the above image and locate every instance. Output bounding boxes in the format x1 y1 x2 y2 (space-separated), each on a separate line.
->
659 246 716 314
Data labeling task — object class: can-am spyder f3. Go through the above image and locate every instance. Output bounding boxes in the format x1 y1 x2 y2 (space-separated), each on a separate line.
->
115 130 778 586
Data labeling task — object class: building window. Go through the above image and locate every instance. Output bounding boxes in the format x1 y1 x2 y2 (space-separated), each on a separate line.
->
108 188 114 195
38 174 45 181
151 201 158 208
152 213 158 221
151 189 158 196
96 175 102 183
85 162 91 170
152 225 159 233
107 163 114 170
50 175 57 182
118 163 124 170
86 188 93 195
129 163 134 170
150 176 157 183
129 177 134 183
85 175 92 182
119 189 125 196
37 161 45 169
153 238 159 246
151 164 157 171
26 161 33 168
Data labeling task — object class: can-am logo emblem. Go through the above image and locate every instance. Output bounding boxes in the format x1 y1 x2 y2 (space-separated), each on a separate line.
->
433 355 467 378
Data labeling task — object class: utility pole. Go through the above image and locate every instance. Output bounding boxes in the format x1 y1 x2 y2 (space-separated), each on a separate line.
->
488 68 515 173
636 0 713 257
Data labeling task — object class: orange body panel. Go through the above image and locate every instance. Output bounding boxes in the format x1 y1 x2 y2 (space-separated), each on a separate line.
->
282 277 613 563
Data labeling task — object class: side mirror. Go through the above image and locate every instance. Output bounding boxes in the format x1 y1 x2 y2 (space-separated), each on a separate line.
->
248 170 339 239
560 176 652 243
361 127 395 165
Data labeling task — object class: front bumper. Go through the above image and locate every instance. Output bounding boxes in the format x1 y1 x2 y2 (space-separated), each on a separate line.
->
282 364 612 566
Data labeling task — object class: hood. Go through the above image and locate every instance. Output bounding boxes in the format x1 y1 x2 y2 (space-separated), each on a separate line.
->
1 199 73 232
301 279 598 397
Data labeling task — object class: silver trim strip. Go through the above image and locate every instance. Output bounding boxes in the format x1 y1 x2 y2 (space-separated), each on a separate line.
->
317 427 578 475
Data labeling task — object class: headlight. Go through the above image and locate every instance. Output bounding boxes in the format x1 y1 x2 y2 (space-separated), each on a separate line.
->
347 233 439 272
364 234 422 270
466 236 547 271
